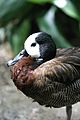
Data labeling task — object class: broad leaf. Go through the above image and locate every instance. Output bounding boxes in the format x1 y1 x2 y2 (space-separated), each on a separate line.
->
8 19 30 55
37 6 72 48
27 0 52 4
0 0 32 26
53 0 80 20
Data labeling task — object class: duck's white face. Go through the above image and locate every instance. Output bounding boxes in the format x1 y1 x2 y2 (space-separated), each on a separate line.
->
24 32 41 58
7 32 56 66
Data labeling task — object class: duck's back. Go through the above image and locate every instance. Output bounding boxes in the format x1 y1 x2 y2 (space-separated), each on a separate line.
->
56 48 80 57
30 48 80 108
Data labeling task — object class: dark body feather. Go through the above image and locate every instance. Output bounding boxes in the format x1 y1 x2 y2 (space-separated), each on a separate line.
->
11 48 80 108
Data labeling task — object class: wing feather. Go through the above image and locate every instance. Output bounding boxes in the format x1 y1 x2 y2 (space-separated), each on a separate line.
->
34 48 80 86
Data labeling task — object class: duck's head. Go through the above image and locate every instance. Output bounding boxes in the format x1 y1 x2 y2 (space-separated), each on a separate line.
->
7 32 56 66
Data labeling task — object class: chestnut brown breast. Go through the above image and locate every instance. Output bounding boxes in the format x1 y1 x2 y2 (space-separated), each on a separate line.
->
11 56 35 90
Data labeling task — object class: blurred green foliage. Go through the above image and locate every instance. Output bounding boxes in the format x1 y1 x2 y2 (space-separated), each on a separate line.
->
0 0 80 55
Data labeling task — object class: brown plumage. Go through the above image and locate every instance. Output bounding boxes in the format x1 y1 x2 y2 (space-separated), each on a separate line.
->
11 48 80 106
11 56 35 89
8 32 80 120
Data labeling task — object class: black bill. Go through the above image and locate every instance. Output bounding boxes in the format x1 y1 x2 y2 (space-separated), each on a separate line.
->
7 49 28 66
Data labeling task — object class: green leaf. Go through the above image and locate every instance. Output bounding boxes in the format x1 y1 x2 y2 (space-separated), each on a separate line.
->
37 6 72 48
9 19 31 55
27 0 52 4
53 0 80 20
0 0 32 26
55 9 80 46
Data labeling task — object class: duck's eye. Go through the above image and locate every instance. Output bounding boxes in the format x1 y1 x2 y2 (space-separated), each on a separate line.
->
31 43 36 47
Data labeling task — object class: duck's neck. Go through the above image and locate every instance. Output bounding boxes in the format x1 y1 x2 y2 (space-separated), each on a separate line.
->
31 58 43 69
